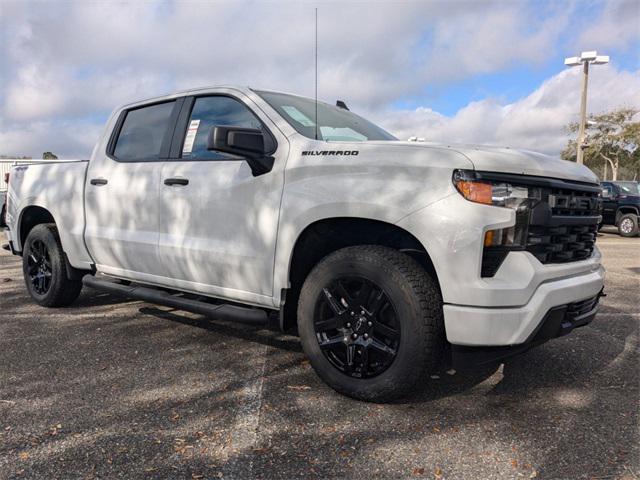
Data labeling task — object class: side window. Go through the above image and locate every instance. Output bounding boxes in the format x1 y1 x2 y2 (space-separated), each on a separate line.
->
181 96 264 160
113 101 175 161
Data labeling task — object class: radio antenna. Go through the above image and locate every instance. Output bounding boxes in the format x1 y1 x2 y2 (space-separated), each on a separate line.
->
315 7 319 140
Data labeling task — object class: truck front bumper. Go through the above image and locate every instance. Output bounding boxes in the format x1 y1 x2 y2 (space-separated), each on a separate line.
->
443 266 605 346
450 288 603 367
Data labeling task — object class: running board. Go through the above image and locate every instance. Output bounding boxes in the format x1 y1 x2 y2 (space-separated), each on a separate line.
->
82 275 269 324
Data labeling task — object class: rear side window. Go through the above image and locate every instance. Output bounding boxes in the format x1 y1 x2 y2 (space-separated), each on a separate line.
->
113 101 175 160
181 96 264 160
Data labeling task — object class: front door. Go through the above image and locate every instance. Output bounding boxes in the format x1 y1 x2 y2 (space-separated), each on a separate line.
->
85 99 180 280
157 94 288 306
601 184 617 224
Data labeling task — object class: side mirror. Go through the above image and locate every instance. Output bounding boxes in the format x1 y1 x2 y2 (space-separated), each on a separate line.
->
207 126 274 176
601 188 611 198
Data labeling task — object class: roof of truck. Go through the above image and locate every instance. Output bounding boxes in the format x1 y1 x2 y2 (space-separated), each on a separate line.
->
118 85 324 110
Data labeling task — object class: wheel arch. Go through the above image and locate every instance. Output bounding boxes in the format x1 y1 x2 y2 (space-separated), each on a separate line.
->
17 205 56 251
616 206 639 222
17 208 88 280
279 216 440 331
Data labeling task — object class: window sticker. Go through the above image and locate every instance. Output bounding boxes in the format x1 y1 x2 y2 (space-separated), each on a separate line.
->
320 126 367 142
282 106 316 127
182 119 201 154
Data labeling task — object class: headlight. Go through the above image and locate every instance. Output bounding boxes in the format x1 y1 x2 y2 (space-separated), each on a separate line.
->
452 169 540 209
452 170 542 277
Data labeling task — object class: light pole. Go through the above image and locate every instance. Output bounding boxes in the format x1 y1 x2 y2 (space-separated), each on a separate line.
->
564 51 609 164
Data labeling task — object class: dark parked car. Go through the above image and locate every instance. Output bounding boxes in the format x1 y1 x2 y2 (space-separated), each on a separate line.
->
1 170 8 228
600 181 640 237
0 191 6 228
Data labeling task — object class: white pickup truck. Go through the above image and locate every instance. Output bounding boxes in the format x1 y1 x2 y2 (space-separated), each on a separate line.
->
4 86 605 401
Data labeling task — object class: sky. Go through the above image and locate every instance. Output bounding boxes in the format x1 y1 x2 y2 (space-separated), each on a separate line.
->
0 0 639 159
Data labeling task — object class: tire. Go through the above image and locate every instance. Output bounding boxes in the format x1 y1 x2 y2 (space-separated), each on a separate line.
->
22 224 83 307
297 245 445 402
617 213 639 237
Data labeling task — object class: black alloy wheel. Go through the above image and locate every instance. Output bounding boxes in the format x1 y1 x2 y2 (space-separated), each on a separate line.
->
314 276 400 379
22 224 83 307
26 239 52 295
297 245 445 402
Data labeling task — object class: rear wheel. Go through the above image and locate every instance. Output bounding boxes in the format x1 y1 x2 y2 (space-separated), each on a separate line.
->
618 213 639 237
297 245 445 402
22 224 83 307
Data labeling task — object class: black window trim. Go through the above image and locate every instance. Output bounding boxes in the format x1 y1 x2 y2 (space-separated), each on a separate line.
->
106 98 184 163
167 93 278 162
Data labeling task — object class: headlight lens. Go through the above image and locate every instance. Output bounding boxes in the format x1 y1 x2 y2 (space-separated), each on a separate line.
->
453 170 540 210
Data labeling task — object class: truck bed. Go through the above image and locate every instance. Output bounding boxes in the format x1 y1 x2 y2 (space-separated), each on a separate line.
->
6 160 93 269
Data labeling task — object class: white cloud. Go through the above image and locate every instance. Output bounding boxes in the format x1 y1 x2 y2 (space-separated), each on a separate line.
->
577 0 640 51
373 66 640 155
0 120 103 159
421 1 571 83
0 0 638 158
0 0 578 114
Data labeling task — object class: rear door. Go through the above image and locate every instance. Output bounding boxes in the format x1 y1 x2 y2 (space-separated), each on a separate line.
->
157 93 288 306
84 99 182 279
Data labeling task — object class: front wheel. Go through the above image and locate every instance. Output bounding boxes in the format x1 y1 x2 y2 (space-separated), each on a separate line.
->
22 224 83 307
618 213 639 237
297 245 445 402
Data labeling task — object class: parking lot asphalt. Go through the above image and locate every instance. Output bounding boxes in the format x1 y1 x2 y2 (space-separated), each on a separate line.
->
0 228 638 480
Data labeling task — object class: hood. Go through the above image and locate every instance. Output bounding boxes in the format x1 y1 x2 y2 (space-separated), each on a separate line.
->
368 141 599 185
432 143 598 184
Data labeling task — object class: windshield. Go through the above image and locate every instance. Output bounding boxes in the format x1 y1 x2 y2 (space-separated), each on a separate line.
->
255 91 397 142
615 182 640 195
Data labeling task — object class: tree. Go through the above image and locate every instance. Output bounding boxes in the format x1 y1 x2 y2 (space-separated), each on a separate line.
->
561 108 640 181
42 151 58 160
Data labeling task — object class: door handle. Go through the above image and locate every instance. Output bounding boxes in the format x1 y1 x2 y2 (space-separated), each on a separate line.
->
90 178 108 186
164 178 189 186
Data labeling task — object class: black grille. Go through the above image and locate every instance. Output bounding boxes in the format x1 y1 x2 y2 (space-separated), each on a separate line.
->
478 172 602 277
526 223 598 263
525 185 600 264
529 292 601 343
566 294 600 320
548 189 601 217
